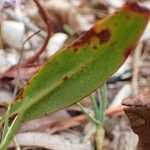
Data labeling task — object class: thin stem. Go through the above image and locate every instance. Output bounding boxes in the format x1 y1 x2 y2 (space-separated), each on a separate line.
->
22 0 52 66
78 84 107 150
96 126 105 150
0 111 24 150
13 138 21 150
95 83 107 150
98 83 107 123
90 94 99 120
77 102 101 126
13 29 41 97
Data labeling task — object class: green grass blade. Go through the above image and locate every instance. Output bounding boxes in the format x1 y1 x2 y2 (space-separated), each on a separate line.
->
78 102 101 126
98 83 107 123
90 95 99 119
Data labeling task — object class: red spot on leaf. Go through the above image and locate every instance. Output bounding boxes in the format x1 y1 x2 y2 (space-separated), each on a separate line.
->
63 76 69 81
69 28 111 51
69 28 96 49
97 29 111 43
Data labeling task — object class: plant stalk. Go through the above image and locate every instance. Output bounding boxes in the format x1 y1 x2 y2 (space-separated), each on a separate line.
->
0 112 24 150
96 126 105 150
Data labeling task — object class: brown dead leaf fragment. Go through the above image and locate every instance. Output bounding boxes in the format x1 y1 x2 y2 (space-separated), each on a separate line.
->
0 64 41 87
9 132 91 150
44 0 81 32
19 110 70 133
122 92 150 150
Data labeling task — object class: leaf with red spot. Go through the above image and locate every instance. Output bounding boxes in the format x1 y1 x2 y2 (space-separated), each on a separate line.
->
7 3 149 121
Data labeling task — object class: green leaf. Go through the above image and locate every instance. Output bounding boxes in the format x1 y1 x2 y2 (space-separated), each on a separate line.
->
9 3 149 121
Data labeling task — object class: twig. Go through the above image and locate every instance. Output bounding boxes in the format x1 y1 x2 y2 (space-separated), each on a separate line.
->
132 43 143 94
13 30 41 97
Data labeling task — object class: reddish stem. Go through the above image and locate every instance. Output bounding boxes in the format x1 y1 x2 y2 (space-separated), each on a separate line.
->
0 0 52 82
21 0 52 66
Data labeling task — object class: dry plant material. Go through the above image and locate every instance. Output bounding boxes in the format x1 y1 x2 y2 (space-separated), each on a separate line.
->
105 105 126 117
50 114 88 133
0 0 52 82
122 92 150 150
0 64 40 81
132 43 143 93
0 0 52 87
44 0 80 32
19 110 70 133
18 106 127 133
9 132 91 150
17 106 126 134
22 0 52 66
0 64 41 88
